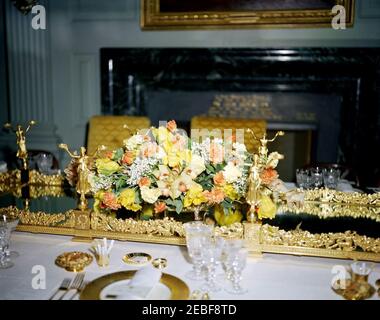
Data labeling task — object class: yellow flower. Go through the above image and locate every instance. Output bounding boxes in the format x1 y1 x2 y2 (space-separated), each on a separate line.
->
140 186 161 204
167 150 181 168
119 188 141 212
93 191 105 213
95 158 120 176
184 183 206 207
257 195 277 220
214 205 243 226
223 184 239 201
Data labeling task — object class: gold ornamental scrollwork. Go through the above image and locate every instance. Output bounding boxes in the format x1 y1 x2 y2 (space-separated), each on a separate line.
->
260 224 380 254
304 188 380 206
0 206 75 228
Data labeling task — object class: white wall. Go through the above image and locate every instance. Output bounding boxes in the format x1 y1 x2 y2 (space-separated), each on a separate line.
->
3 0 380 167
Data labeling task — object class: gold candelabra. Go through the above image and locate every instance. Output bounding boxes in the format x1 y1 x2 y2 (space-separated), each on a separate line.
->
4 120 36 170
245 129 284 222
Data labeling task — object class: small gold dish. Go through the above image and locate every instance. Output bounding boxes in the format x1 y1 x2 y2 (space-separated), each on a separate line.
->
55 251 93 272
122 252 152 265
332 279 376 300
152 258 167 269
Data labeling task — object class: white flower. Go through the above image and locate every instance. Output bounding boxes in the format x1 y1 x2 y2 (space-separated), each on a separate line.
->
267 152 284 169
188 154 206 178
223 162 242 183
233 142 247 155
140 186 161 204
124 134 144 151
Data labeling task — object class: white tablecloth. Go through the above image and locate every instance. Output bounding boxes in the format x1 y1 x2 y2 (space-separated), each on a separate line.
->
0 232 379 300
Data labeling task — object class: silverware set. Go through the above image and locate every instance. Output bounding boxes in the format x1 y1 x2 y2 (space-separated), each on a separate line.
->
49 273 87 300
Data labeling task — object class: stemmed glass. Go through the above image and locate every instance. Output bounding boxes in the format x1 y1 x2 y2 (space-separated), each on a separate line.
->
221 239 243 282
225 248 248 295
0 219 14 269
183 222 213 281
200 237 224 292
6 218 20 258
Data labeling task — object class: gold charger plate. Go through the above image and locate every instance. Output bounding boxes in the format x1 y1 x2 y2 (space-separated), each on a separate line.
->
332 279 376 300
80 270 189 300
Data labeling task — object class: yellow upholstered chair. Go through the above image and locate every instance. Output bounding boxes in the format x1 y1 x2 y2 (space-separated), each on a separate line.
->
190 116 266 154
87 116 151 154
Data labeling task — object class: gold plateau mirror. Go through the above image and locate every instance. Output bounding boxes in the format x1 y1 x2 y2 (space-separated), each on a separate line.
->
1 182 379 262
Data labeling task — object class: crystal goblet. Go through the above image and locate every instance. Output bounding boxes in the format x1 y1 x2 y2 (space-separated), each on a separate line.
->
225 248 248 295
0 220 14 269
183 221 213 281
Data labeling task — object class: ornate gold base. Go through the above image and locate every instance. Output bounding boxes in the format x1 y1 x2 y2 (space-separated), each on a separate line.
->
243 221 263 257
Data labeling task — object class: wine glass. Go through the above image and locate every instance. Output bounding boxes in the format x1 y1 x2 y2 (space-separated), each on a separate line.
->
36 153 53 175
296 169 312 189
183 222 213 281
6 217 20 258
310 167 323 188
0 220 14 269
225 248 248 295
323 168 340 189
200 237 224 292
220 239 244 282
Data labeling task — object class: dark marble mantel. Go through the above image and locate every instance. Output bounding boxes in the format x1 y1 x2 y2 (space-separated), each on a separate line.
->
100 48 380 187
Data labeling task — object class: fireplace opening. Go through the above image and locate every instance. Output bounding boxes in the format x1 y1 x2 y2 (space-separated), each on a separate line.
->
100 48 380 187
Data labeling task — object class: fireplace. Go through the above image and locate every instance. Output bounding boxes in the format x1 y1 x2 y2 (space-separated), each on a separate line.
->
100 48 380 186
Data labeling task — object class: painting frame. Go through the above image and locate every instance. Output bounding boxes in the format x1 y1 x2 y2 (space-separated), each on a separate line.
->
141 0 355 30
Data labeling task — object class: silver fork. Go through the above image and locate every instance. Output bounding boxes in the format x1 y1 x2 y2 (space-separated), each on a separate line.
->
59 273 85 300
49 278 71 300
70 281 88 300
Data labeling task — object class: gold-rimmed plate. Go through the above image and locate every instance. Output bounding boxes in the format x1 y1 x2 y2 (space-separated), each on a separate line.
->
80 270 189 300
122 252 152 265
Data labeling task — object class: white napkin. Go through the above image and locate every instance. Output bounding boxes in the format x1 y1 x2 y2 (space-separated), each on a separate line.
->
107 266 162 300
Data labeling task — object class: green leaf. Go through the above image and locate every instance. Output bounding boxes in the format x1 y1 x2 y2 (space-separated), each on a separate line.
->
112 148 124 161
205 164 215 174
174 199 183 214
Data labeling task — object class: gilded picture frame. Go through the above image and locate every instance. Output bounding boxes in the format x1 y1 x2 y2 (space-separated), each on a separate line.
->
141 0 355 30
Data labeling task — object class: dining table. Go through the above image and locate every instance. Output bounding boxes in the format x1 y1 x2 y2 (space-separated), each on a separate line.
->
1 231 379 300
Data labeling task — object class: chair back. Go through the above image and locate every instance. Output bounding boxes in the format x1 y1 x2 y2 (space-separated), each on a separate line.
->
87 116 151 154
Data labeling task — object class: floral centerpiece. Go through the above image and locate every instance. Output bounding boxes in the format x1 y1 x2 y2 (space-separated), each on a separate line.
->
88 120 254 225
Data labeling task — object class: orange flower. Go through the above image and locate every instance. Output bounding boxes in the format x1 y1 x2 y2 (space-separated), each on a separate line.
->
103 192 121 210
166 120 177 132
122 151 135 165
260 168 279 185
138 177 151 188
203 188 225 205
178 182 187 193
154 202 167 214
209 142 224 164
213 172 226 186
143 135 151 142
104 151 114 159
